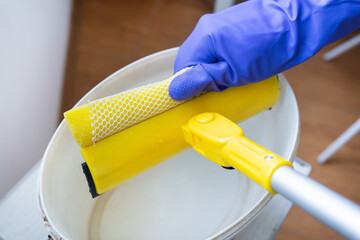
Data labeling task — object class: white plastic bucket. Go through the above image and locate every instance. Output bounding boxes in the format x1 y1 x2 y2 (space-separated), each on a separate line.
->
38 48 299 240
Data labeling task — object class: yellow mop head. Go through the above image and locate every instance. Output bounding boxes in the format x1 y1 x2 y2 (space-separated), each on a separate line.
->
64 69 279 197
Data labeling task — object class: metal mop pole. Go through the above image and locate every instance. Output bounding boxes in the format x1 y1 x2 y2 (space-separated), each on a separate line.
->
271 166 360 240
184 112 360 239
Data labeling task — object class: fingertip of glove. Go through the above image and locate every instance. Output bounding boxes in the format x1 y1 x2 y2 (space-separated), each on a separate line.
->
169 72 203 101
169 75 191 100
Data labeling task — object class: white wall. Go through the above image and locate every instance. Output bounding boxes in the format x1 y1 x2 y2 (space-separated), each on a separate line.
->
0 0 72 198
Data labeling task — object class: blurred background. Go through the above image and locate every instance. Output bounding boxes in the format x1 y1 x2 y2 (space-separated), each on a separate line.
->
0 0 359 239
0 0 72 197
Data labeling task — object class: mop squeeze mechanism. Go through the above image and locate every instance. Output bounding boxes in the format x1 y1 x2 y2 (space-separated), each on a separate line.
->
64 69 281 197
63 69 360 239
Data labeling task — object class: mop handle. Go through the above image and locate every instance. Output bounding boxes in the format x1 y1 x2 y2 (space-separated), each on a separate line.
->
183 112 360 240
271 166 360 240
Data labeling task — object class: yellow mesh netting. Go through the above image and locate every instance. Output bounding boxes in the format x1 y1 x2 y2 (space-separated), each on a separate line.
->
89 67 190 144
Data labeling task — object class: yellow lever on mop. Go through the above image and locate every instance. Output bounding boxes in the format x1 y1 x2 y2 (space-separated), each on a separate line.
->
183 112 292 193
64 69 279 197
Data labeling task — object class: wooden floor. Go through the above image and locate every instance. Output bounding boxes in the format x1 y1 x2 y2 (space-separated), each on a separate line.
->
61 1 360 239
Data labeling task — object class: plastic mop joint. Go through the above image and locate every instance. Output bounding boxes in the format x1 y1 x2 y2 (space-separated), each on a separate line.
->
183 112 292 193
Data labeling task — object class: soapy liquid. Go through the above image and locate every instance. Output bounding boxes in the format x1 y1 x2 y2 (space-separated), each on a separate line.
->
88 149 257 240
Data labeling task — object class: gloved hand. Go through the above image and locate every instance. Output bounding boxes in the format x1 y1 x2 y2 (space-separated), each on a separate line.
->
169 0 360 100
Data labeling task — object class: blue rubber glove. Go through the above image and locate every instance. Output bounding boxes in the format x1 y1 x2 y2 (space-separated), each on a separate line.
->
169 0 360 100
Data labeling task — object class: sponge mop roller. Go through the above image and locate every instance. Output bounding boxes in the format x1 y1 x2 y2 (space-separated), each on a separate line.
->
64 69 279 197
64 67 190 147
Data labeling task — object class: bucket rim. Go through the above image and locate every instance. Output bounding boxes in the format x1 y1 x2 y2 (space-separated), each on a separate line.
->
38 47 300 240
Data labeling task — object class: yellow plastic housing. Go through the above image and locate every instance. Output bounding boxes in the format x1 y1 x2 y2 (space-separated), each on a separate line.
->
183 112 293 193
81 76 279 195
